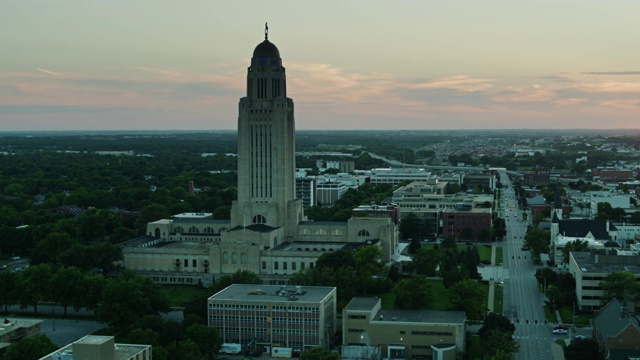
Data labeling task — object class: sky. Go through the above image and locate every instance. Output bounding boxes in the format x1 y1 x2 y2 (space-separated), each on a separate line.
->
1 1 640 131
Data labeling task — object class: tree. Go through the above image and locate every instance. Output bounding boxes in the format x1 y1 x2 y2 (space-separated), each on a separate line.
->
78 211 106 243
353 246 387 294
164 339 204 360
524 226 550 261
448 279 485 320
300 347 340 360
393 276 433 309
400 213 425 242
17 264 52 315
2 334 58 360
212 269 262 293
599 271 640 307
411 247 440 276
49 266 85 315
440 236 457 249
564 338 604 360
135 204 171 232
96 270 171 329
478 313 518 360
315 250 355 271
0 270 18 312
185 324 221 360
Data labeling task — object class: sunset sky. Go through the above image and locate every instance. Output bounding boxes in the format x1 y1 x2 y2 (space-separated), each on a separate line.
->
2 1 640 131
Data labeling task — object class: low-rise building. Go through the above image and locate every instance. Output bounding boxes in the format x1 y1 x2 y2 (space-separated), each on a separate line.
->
38 335 151 360
316 181 347 205
593 298 640 360
550 214 617 264
441 206 493 241
207 284 337 352
342 297 466 360
569 250 640 311
0 318 43 350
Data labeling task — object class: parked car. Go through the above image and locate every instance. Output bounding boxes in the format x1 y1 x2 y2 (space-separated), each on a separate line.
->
552 329 568 334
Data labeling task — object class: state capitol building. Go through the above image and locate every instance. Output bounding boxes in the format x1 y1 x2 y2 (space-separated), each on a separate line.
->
120 29 401 286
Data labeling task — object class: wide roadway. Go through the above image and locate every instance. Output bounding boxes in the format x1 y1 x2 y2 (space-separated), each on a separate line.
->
498 172 555 360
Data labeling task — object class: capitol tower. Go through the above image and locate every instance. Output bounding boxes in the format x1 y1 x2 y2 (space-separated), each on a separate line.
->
230 24 305 241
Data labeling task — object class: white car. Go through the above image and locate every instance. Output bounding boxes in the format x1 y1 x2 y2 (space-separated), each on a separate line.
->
552 329 568 335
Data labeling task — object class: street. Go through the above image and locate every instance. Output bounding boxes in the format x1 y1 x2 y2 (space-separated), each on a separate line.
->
498 172 557 360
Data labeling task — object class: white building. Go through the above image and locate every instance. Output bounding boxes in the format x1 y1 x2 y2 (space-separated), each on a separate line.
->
38 336 151 360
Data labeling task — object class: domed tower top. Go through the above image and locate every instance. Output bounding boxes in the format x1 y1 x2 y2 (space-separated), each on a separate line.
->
252 22 280 58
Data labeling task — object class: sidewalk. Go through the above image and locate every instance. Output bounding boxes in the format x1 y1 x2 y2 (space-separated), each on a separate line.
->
486 245 497 313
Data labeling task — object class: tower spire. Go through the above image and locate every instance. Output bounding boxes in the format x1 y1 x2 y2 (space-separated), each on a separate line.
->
265 22 269 40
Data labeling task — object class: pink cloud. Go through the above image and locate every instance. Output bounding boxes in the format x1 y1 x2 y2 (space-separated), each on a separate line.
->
406 75 495 92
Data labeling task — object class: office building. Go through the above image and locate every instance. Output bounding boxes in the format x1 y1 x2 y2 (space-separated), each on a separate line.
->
207 284 337 351
342 297 466 360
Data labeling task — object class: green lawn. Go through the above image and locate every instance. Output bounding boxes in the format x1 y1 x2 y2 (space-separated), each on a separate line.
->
495 247 503 265
493 284 503 314
558 306 592 326
465 335 482 360
477 245 492 263
544 305 555 323
160 285 209 308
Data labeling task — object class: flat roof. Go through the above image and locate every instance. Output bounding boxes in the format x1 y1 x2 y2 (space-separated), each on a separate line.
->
571 252 640 275
209 284 336 304
0 318 43 337
42 336 151 360
374 309 466 325
344 297 379 311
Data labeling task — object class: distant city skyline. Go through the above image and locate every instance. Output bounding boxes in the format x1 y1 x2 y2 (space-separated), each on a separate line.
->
2 1 640 131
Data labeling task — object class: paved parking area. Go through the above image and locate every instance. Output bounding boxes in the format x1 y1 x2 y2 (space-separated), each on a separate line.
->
39 319 105 347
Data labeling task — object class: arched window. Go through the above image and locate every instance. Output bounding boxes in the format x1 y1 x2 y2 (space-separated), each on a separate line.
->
358 229 370 237
315 229 327 236
241 253 248 264
203 227 215 233
232 252 238 264
222 252 229 264
253 215 266 224
174 226 185 233
188 226 199 233
154 229 161 238
219 227 228 233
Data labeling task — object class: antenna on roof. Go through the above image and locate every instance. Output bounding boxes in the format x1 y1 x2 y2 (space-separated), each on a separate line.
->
265 22 269 40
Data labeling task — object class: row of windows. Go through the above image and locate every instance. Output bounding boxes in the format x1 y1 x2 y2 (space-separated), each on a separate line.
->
582 276 605 281
300 228 343 236
348 315 366 319
209 304 320 313
222 252 248 265
173 226 227 234
348 329 364 333
412 331 452 336
209 304 267 310
273 329 319 336
582 286 603 290
272 318 319 325
152 276 196 284
264 261 314 271
272 306 320 313
220 327 268 334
